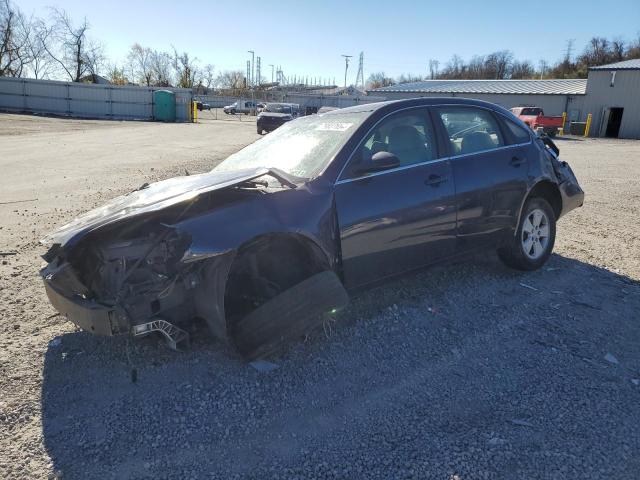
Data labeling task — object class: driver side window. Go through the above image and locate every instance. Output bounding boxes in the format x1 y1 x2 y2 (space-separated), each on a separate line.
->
342 109 437 180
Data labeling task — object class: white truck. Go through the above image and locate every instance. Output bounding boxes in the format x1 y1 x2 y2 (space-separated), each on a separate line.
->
223 100 256 115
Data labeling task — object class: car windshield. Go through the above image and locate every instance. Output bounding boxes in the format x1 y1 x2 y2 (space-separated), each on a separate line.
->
265 103 292 114
521 108 542 116
213 112 369 179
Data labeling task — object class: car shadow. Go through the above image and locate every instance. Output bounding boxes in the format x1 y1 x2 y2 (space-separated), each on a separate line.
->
41 253 640 479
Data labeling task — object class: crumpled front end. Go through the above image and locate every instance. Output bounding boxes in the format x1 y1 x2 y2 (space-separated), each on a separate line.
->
40 224 224 347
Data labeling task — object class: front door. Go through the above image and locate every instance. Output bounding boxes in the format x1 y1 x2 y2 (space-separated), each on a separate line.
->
334 107 457 289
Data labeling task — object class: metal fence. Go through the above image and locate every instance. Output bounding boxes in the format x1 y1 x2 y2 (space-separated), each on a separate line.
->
0 77 193 122
194 92 386 114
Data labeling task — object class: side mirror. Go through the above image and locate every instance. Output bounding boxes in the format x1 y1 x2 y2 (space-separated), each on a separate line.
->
357 151 400 174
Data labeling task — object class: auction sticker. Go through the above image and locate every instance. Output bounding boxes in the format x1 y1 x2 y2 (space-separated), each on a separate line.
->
315 122 353 132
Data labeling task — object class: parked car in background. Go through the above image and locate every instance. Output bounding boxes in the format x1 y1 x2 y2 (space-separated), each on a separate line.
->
195 101 211 111
40 98 583 359
223 100 256 115
510 106 564 137
256 103 296 134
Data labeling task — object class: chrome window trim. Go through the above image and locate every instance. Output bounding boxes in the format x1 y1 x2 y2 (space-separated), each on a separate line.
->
335 157 451 185
335 103 533 185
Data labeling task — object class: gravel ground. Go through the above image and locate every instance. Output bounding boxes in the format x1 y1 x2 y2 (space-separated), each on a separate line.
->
1 116 639 480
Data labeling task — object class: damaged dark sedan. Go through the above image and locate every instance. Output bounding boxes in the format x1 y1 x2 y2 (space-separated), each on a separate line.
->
40 98 584 359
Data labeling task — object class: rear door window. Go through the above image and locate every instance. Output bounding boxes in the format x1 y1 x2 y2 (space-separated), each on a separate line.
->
438 107 505 155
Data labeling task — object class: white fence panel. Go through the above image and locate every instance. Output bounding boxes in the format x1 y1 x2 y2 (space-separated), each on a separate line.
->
0 77 192 122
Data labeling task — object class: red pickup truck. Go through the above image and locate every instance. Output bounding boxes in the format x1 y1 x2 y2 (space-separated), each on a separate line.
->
510 107 563 137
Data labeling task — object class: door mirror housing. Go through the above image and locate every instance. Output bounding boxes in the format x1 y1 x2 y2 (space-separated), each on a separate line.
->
357 151 400 175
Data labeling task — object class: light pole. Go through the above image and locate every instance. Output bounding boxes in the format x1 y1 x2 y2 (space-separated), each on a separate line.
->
269 64 274 83
341 54 352 89
247 50 255 86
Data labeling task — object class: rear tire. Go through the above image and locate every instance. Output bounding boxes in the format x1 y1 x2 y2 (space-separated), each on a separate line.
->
257 127 262 134
498 197 556 271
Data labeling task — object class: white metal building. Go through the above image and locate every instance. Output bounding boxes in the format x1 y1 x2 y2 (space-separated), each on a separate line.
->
582 59 640 139
368 79 587 123
369 65 640 139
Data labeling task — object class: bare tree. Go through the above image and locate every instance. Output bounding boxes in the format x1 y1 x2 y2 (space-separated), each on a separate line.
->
428 59 439 79
216 70 245 90
106 63 128 85
172 47 199 88
0 0 30 77
510 60 535 79
127 43 153 85
611 38 625 62
202 63 214 89
43 8 104 81
628 33 640 59
439 54 465 79
397 73 423 84
44 8 90 81
20 15 54 79
82 37 105 77
366 71 394 89
485 50 513 79
150 50 172 86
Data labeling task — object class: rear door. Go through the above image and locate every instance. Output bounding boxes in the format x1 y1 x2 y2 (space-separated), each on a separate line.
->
334 107 457 288
434 106 529 249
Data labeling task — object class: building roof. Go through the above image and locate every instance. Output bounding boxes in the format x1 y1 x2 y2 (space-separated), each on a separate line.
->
369 79 587 95
589 59 640 71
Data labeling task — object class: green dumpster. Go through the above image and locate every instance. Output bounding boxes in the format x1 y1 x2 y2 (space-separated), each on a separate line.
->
153 90 176 122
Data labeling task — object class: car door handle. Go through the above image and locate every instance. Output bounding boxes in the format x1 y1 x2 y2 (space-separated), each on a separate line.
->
510 156 525 167
425 174 447 186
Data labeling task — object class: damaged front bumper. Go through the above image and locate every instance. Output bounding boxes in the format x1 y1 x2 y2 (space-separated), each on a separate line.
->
42 269 129 336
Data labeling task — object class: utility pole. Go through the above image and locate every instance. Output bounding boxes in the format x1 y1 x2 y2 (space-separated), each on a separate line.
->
341 54 352 88
269 64 274 83
247 50 255 86
256 56 261 86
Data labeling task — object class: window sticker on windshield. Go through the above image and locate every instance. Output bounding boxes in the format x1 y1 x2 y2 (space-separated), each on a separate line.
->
315 122 353 132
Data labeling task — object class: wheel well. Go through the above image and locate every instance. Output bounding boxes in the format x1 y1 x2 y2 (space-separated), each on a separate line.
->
223 234 331 321
527 181 562 219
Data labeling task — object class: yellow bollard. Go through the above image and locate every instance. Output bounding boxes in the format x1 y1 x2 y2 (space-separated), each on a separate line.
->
584 113 592 137
192 101 198 123
559 112 567 136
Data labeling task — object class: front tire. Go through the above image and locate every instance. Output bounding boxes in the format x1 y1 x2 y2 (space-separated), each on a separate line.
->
498 197 556 271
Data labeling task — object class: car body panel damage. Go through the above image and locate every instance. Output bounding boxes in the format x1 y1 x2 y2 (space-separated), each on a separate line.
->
39 97 584 359
41 167 297 249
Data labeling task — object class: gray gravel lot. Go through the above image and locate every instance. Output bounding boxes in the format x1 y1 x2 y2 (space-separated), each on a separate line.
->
0 114 639 479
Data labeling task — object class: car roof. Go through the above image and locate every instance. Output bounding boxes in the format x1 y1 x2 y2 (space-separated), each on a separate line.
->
324 97 513 116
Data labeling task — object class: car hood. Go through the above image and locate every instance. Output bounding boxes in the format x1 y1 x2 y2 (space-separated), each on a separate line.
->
42 167 274 248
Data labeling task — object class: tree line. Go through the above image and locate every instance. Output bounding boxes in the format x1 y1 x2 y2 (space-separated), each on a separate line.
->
0 0 243 90
368 36 640 89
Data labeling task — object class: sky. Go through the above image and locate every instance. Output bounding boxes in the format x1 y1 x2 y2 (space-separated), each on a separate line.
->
17 0 640 83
